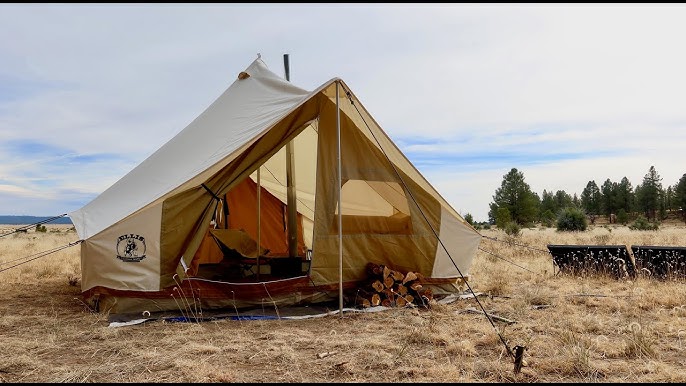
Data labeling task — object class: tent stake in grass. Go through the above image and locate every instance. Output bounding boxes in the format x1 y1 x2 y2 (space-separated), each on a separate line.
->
513 345 526 374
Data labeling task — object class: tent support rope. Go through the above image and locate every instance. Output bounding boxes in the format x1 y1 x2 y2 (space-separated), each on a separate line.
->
481 234 556 274
0 213 68 238
478 247 536 274
0 240 82 273
481 235 551 254
340 85 516 360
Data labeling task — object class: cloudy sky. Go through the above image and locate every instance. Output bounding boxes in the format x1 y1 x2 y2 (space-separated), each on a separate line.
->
1 3 685 222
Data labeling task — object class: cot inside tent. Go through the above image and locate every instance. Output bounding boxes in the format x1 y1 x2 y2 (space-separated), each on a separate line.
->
68 57 482 318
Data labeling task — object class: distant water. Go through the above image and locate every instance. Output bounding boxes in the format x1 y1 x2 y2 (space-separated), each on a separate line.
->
0 215 73 225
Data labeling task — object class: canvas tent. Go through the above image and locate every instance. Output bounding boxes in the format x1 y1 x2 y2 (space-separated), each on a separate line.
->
68 57 482 317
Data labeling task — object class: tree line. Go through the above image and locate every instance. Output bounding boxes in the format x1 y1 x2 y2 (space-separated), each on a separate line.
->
478 165 686 228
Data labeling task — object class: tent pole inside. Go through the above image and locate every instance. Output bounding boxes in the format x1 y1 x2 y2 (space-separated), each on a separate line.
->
286 141 298 257
284 53 298 259
336 80 343 316
256 166 261 280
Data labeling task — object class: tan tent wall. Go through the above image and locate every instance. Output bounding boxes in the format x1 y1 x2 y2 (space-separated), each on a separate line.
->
321 81 474 226
432 206 481 278
312 81 480 283
310 96 443 285
81 201 163 292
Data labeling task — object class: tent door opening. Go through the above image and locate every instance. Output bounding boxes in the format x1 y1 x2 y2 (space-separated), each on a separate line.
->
190 125 318 283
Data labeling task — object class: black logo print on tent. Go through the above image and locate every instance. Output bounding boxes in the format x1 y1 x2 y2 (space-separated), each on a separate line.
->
116 234 147 262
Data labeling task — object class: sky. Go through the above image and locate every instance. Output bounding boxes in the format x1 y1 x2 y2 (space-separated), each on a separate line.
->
1 3 686 222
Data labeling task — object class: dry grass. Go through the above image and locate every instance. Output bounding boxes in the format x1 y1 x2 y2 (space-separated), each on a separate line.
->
1 224 685 382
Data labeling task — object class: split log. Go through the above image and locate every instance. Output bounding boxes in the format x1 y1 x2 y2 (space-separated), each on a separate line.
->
371 280 384 292
396 296 408 307
397 284 408 296
409 282 423 292
383 265 391 279
383 276 395 289
371 293 381 306
391 270 404 282
402 271 418 285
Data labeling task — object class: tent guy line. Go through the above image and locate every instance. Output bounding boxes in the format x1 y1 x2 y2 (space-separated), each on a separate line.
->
0 213 68 238
340 80 516 359
481 234 551 254
0 239 82 274
477 247 537 275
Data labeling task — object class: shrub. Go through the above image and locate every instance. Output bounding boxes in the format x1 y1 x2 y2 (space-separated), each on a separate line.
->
35 224 47 233
496 207 511 229
556 207 587 232
629 215 659 231
541 209 556 227
504 221 521 237
616 209 629 225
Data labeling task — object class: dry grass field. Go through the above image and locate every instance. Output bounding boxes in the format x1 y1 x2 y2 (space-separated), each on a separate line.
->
0 223 685 382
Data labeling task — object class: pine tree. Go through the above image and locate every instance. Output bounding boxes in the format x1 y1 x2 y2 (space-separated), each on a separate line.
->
580 180 601 219
554 190 574 211
600 178 618 217
488 168 539 225
675 173 686 223
636 166 663 221
615 176 635 216
540 189 557 216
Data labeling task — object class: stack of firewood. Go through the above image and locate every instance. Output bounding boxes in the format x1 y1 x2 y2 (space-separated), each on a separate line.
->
352 263 434 308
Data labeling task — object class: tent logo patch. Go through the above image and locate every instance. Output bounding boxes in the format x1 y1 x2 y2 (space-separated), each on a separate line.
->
116 234 147 262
